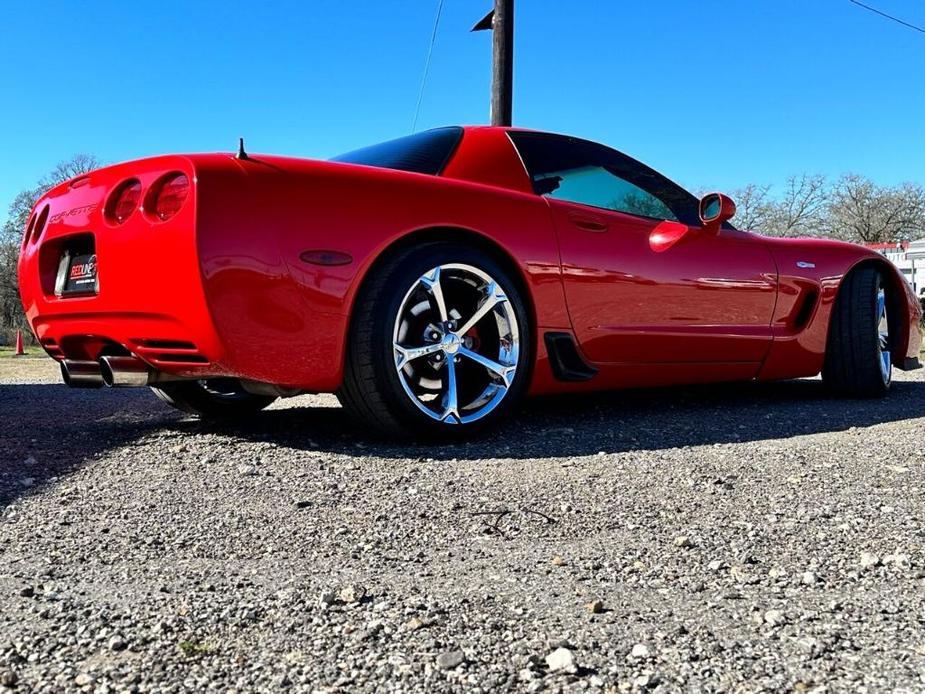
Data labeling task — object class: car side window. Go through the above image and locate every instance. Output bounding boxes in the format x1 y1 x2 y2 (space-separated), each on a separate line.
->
509 131 700 226
535 166 678 221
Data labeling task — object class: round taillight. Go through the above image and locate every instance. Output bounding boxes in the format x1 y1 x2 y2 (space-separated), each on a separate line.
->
31 205 49 244
105 179 143 225
22 212 36 247
148 173 189 222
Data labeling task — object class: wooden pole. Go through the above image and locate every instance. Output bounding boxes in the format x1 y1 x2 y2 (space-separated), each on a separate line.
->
491 0 514 126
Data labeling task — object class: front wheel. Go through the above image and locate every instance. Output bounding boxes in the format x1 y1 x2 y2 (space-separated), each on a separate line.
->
338 243 532 439
152 378 277 418
822 265 894 397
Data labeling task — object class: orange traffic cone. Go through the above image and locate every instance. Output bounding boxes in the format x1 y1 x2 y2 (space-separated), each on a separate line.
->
14 330 25 356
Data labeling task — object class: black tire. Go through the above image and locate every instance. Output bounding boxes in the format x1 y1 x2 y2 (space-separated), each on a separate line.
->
337 242 532 439
151 378 277 418
822 265 893 397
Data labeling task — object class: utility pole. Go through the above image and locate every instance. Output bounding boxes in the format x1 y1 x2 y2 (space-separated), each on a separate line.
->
472 0 514 126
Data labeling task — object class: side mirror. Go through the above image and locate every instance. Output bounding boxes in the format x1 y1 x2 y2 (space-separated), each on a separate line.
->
699 192 736 232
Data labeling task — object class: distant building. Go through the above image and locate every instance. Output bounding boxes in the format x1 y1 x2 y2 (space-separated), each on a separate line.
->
864 240 925 298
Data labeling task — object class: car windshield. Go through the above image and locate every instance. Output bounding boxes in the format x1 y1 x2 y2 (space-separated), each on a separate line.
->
331 127 463 176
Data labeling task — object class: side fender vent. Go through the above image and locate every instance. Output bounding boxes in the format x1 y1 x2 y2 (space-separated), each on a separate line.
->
792 289 819 330
544 332 598 382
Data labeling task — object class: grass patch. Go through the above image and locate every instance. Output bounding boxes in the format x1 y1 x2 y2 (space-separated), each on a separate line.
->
0 345 43 358
178 639 213 658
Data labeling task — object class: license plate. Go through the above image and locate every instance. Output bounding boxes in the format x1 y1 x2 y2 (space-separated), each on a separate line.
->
62 252 98 295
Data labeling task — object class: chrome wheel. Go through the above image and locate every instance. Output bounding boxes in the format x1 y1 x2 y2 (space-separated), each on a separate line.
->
876 286 891 384
392 264 520 425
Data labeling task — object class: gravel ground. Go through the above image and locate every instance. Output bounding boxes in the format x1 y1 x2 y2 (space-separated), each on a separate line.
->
1 356 924 693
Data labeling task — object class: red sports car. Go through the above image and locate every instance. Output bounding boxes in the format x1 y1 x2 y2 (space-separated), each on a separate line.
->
17 126 923 437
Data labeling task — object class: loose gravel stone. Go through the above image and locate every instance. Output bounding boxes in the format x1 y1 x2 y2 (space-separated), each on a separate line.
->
436 649 465 670
405 616 425 631
338 583 366 603
545 647 577 673
764 609 787 626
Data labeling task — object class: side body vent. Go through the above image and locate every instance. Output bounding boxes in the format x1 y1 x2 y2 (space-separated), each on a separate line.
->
544 332 598 382
792 289 819 330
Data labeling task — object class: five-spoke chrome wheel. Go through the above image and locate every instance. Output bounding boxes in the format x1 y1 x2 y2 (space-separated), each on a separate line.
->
392 263 520 424
876 286 891 384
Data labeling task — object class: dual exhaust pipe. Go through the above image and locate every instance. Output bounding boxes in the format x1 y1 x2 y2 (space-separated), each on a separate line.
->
60 356 168 389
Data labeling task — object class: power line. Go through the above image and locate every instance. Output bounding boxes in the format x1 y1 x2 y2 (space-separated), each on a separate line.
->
848 0 925 35
411 0 445 133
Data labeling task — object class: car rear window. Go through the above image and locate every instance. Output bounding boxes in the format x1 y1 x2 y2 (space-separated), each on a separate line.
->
331 126 463 176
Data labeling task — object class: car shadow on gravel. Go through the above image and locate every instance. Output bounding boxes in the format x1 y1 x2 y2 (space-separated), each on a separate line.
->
2 378 923 508
0 384 177 509
171 377 925 461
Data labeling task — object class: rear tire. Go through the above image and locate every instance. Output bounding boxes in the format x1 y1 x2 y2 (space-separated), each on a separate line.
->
152 378 277 419
822 265 893 397
338 242 532 439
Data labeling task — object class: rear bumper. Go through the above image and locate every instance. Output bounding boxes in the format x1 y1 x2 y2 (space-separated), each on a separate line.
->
29 313 222 376
17 156 225 377
17 153 350 391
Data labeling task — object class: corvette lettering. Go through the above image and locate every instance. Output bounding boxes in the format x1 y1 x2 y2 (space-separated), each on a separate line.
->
50 204 97 224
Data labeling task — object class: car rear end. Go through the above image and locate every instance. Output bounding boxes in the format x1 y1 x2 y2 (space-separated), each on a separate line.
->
17 156 223 387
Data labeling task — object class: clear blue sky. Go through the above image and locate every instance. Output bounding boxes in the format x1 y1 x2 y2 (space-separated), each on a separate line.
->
2 0 923 226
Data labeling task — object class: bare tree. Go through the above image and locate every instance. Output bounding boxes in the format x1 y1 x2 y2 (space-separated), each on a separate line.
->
44 154 100 187
726 173 924 243
729 176 828 237
825 174 925 243
730 183 774 232
765 174 829 237
0 154 100 343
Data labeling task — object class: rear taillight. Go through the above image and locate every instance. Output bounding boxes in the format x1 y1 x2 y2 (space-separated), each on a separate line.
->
148 173 189 222
105 179 142 225
31 205 49 244
22 212 36 247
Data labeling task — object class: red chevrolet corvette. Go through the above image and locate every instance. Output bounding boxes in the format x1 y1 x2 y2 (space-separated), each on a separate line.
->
18 126 923 437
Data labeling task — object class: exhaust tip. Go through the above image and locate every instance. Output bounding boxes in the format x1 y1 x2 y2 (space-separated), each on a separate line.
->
99 355 152 388
60 360 104 389
99 357 115 387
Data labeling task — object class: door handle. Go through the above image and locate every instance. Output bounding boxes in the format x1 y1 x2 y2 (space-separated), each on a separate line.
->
569 214 608 232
